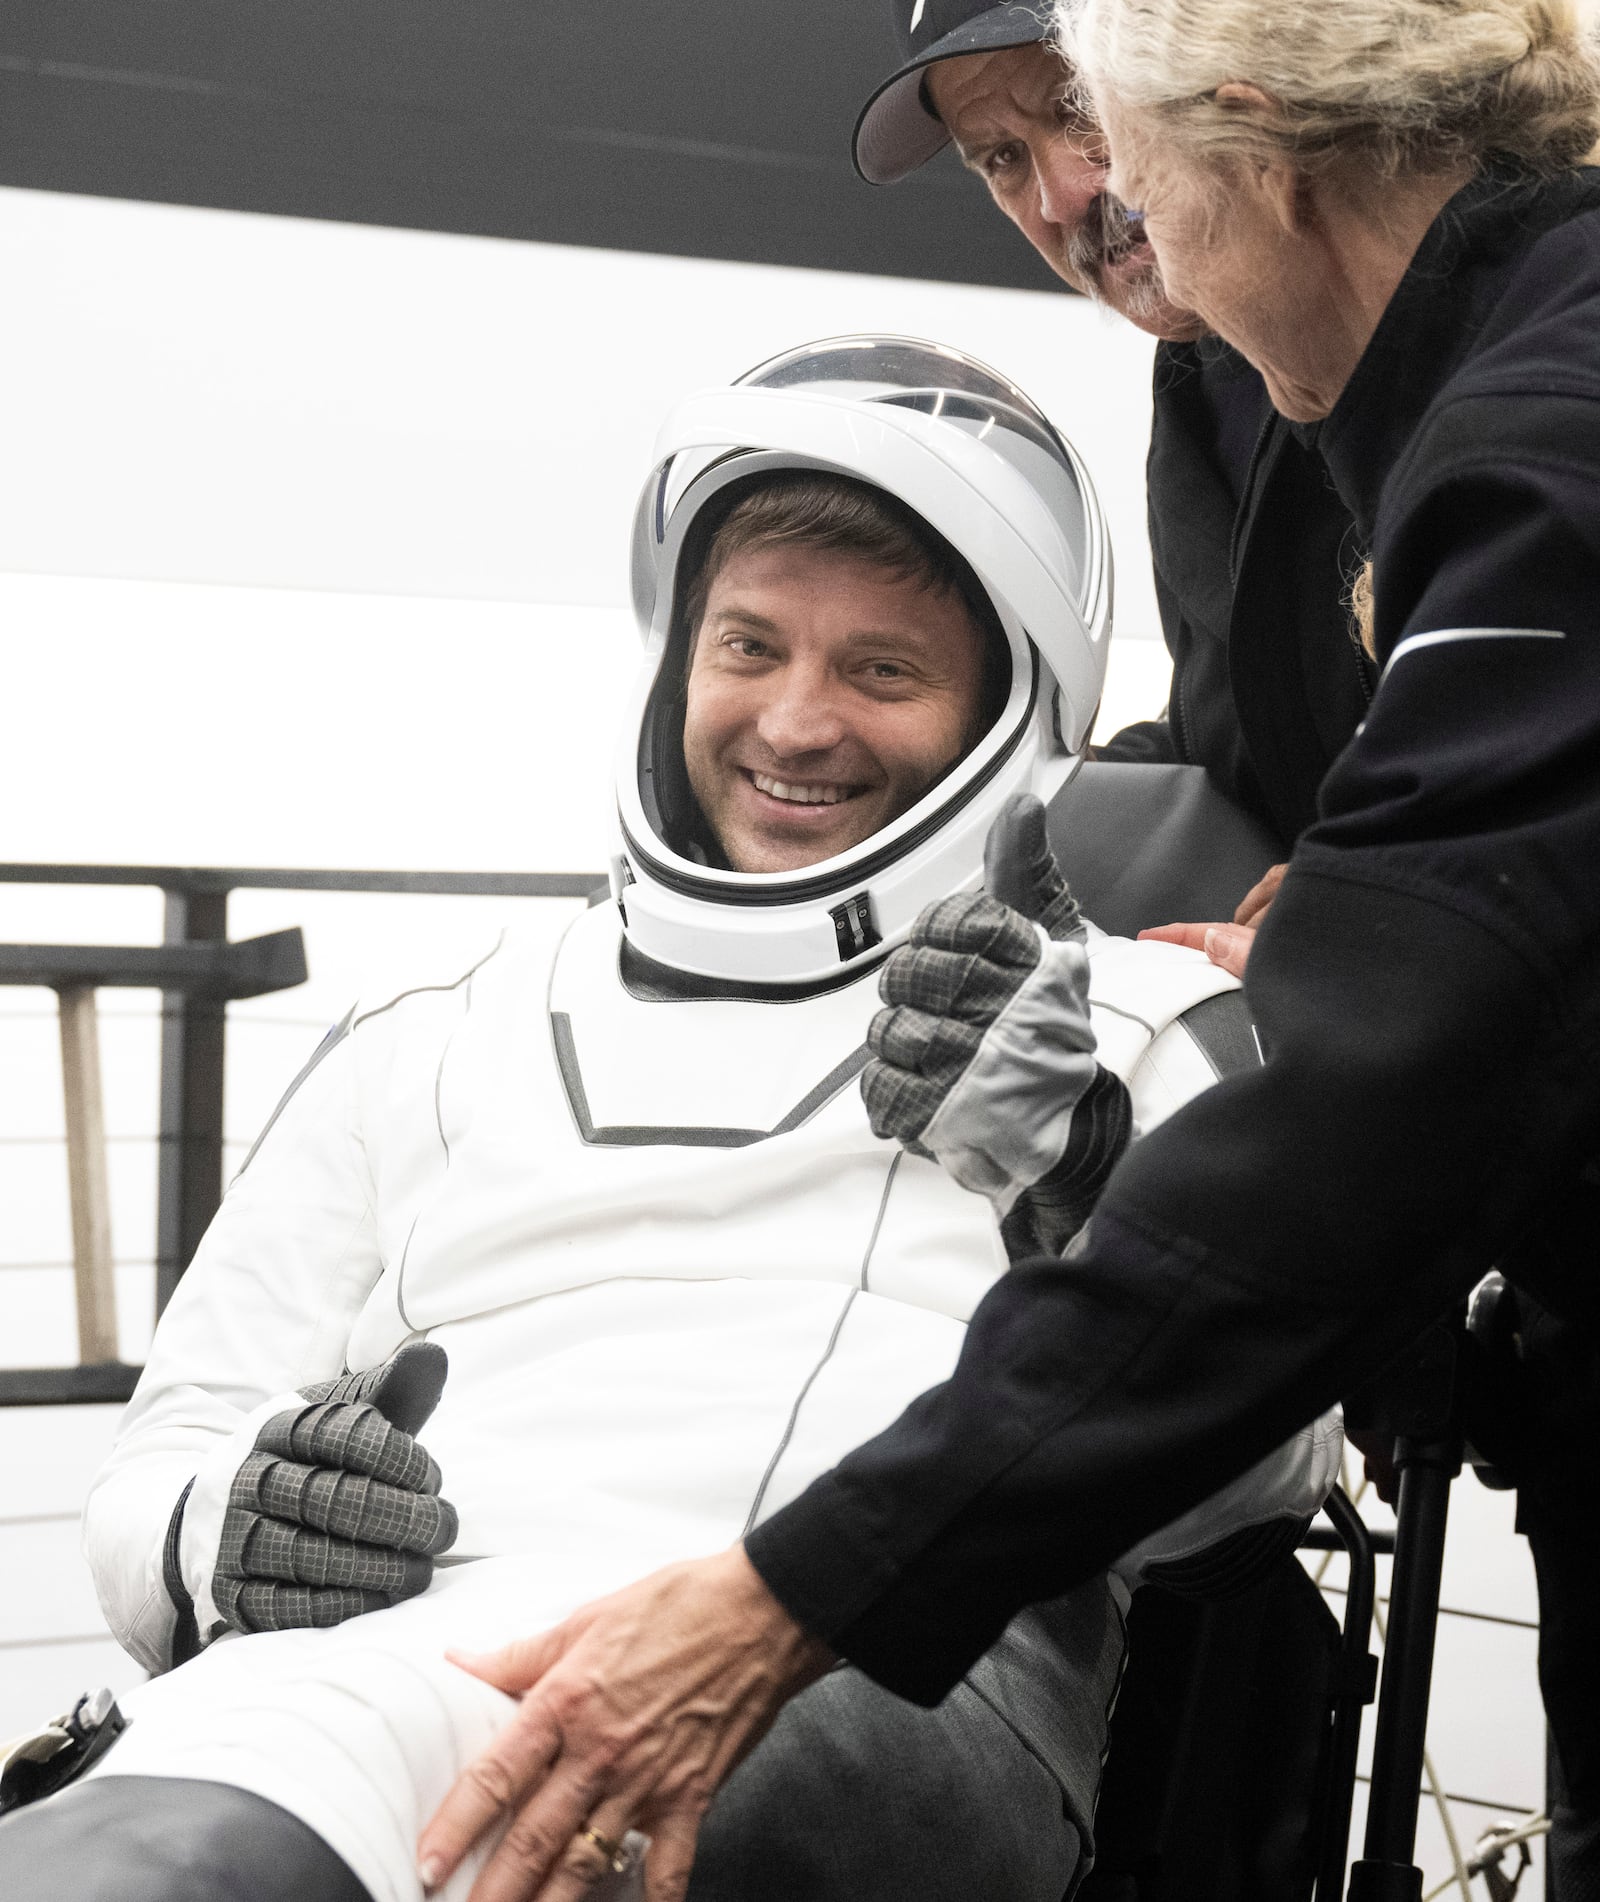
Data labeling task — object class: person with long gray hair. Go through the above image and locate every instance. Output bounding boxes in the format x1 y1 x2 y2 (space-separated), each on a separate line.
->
1058 0 1600 1887
401 7 1600 1899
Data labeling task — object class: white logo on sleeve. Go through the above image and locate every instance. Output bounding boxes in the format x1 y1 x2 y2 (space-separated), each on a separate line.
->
1383 627 1564 680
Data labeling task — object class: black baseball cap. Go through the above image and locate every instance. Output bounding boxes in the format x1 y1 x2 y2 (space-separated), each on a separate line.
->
853 1 1052 186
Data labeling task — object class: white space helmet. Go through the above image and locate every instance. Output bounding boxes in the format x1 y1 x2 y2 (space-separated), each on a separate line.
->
614 335 1112 987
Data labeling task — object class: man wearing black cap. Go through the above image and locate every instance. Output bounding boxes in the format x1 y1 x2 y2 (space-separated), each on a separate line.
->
855 1 1191 331
855 0 1374 883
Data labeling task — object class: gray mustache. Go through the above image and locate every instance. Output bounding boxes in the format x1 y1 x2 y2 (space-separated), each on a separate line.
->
1067 193 1153 281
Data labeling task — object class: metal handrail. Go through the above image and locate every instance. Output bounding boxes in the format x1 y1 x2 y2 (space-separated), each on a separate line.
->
0 864 604 899
0 862 604 1407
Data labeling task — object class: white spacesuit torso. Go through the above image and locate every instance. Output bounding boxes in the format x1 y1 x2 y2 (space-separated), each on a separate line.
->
70 338 1344 1902
76 899 1350 1902
91 899 1324 1661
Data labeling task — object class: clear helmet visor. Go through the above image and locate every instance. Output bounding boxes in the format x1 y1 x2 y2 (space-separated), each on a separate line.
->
641 338 1107 717
738 338 1095 605
634 458 1032 883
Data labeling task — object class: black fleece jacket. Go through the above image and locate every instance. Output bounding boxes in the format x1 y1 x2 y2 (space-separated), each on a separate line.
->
746 164 1600 1701
1101 338 1375 851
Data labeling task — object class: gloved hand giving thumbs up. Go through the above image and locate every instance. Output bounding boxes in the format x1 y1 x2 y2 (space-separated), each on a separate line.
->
170 1341 460 1654
862 793 1132 1254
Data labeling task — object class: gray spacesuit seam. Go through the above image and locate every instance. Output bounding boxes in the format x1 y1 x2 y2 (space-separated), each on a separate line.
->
433 967 478 1171
1174 1019 1220 1083
1085 996 1157 1036
396 962 484 1328
959 1672 1081 1799
433 1060 450 1170
741 1288 859 1539
1101 1596 1130 1778
550 1012 869 1147
348 933 506 1035
312 1671 434 1867
394 1213 422 1334
858 1152 901 1295
233 1005 356 1180
771 1046 872 1133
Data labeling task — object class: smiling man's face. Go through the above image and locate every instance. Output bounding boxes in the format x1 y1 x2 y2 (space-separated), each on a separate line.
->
681 541 987 873
926 42 1203 341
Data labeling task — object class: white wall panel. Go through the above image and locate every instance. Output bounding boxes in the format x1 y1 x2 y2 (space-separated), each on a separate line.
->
0 186 1163 635
0 574 633 870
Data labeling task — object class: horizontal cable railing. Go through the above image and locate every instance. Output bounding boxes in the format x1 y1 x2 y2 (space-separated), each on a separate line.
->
0 863 604 1406
0 865 604 898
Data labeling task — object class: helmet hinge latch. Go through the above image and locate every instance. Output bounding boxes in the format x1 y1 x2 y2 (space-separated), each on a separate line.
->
830 893 881 962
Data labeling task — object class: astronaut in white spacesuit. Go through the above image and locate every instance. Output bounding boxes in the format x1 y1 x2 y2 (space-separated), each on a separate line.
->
0 338 1338 1902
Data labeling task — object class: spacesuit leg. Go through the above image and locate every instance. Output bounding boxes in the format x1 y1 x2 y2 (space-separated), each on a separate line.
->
0 1774 373 1902
689 1575 1122 1902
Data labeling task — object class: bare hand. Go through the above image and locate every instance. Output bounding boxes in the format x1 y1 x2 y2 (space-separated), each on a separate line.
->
1136 862 1287 980
1345 1424 1400 1507
1232 863 1287 929
1136 920 1256 979
417 1547 834 1902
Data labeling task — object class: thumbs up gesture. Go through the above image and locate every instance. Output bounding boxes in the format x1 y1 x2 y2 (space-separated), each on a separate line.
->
863 795 1131 1250
177 1342 460 1650
981 790 1087 945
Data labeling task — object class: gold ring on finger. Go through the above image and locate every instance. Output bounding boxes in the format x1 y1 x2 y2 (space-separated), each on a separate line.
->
579 1825 634 1875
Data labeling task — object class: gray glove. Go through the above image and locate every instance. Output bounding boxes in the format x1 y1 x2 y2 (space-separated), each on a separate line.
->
863 794 1131 1253
210 1342 459 1636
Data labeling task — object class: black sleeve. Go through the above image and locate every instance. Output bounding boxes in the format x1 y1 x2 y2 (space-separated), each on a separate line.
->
1093 718 1178 765
746 453 1600 1703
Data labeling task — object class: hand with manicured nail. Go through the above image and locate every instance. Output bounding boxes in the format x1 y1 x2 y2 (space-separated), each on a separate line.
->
1137 919 1256 979
1136 858 1287 979
862 793 1132 1254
